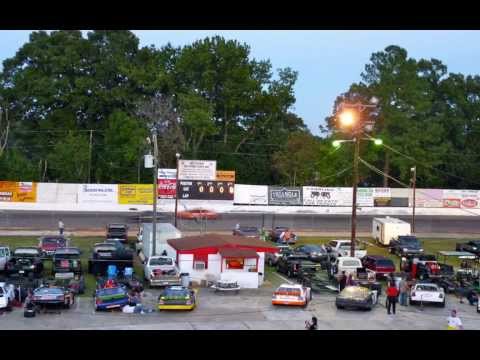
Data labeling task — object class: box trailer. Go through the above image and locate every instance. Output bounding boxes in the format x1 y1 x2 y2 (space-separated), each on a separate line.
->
372 217 411 246
138 223 182 261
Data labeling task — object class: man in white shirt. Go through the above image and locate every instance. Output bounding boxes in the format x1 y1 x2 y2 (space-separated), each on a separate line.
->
447 309 463 330
58 220 65 235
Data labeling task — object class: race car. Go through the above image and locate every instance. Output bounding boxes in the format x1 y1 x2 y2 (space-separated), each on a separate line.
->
409 283 445 307
177 208 218 220
94 286 129 311
158 286 197 311
335 285 378 311
32 285 75 309
271 283 311 307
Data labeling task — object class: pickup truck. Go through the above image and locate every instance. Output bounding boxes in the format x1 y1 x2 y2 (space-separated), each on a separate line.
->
332 256 376 281
389 235 424 257
0 246 11 271
265 245 292 267
276 253 321 278
5 247 44 278
325 240 367 259
144 256 181 288
455 240 480 256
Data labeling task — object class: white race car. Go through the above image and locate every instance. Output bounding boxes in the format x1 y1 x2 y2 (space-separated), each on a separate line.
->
410 283 445 307
272 283 312 307
0 282 15 311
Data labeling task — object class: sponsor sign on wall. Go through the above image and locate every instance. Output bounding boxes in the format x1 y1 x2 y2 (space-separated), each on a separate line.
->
178 180 234 200
0 181 37 202
178 160 216 181
118 184 153 205
442 189 480 209
373 187 391 207
269 187 303 206
303 187 350 206
77 184 117 204
233 184 268 205
216 170 235 182
158 168 176 180
357 188 374 207
158 179 177 199
414 189 443 208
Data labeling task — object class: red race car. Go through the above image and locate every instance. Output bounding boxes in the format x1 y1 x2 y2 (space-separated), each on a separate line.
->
177 208 218 220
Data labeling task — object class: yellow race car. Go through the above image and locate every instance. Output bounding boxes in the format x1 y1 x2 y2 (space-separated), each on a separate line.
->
158 286 197 311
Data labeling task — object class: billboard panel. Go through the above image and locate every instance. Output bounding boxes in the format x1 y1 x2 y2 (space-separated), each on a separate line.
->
216 170 235 182
158 179 177 199
118 184 153 205
178 160 216 181
77 184 117 204
158 168 176 180
269 187 303 206
178 180 234 200
0 181 37 202
234 184 268 205
302 187 350 206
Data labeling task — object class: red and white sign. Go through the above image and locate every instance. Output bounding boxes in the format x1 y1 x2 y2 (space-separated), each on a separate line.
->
158 179 176 199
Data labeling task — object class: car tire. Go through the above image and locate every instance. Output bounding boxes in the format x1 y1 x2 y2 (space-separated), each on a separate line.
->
440 301 445 308
410 300 416 306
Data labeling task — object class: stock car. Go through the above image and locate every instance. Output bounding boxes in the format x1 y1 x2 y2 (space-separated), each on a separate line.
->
335 286 378 311
271 283 312 307
32 285 75 309
94 286 129 311
232 226 260 238
409 283 445 307
158 286 197 311
0 282 15 311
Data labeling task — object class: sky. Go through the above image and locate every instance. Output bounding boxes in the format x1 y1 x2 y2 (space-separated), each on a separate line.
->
1 30 480 135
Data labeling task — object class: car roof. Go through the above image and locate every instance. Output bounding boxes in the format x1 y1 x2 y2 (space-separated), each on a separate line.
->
366 255 390 260
278 283 302 289
54 247 80 253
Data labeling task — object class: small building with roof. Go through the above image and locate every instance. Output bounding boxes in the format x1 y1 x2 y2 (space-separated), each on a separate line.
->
166 233 277 288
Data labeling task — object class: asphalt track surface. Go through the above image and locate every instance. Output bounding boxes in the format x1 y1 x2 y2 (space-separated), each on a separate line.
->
0 210 479 234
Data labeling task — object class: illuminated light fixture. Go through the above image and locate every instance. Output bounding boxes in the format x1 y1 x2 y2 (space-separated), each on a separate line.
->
338 110 356 127
373 138 383 146
332 140 341 148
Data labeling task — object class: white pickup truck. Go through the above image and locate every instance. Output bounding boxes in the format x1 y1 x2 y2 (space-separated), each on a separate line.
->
143 256 181 288
326 240 367 259
0 246 11 271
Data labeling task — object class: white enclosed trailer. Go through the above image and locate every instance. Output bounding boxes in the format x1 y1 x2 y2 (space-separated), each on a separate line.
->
372 217 411 246
138 223 181 260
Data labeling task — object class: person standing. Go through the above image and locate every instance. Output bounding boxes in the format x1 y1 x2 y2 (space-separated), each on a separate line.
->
339 271 347 292
386 281 399 315
305 316 318 330
399 276 409 306
447 309 463 330
58 219 65 235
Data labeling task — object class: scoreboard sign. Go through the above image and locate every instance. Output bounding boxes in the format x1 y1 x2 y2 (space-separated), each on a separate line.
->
178 180 234 200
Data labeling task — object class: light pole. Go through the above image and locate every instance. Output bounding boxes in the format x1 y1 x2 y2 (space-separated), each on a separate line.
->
334 99 379 257
152 129 159 256
174 153 181 228
411 166 417 233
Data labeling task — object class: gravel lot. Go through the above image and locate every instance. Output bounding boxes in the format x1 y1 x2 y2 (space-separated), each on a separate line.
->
2 284 480 330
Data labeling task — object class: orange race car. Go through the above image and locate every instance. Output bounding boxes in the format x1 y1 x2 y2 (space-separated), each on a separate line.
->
177 208 219 220
272 283 312 307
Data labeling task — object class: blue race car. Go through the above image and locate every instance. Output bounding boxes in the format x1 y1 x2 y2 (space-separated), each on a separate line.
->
94 286 129 311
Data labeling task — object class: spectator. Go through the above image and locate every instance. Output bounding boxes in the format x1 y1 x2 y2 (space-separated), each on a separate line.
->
161 250 167 256
305 316 318 330
58 219 65 235
346 273 354 286
466 289 478 306
399 276 409 306
447 309 463 330
386 281 399 315
339 271 347 291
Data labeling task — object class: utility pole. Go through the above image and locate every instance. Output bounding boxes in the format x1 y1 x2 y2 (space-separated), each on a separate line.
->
152 129 159 256
411 166 417 233
174 153 181 228
88 129 93 183
350 137 360 257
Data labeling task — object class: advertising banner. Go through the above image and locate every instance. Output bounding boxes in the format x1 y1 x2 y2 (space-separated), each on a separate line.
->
269 187 303 206
158 168 176 180
357 188 374 207
178 180 234 200
118 184 153 205
0 181 37 202
302 187 350 206
216 170 235 182
373 187 391 207
178 160 216 181
442 189 480 209
233 184 268 205
158 179 177 199
415 189 443 208
77 184 117 204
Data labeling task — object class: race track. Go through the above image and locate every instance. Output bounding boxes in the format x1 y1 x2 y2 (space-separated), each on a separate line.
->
0 210 479 235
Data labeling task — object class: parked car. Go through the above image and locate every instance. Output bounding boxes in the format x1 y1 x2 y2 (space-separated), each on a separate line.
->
0 282 15 311
94 286 129 311
0 246 11 271
335 285 378 311
456 240 480 256
232 226 260 238
272 283 311 307
158 286 197 311
144 256 181 288
38 235 68 257
88 243 134 275
5 247 44 278
389 235 424 256
362 255 395 279
53 247 82 275
276 253 320 278
106 224 128 244
269 227 297 244
325 239 367 259
265 245 292 267
409 282 445 307
32 285 75 309
177 208 218 220
294 244 332 267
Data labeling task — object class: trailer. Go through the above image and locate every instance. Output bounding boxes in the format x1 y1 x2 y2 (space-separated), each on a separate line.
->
372 217 411 246
138 223 181 261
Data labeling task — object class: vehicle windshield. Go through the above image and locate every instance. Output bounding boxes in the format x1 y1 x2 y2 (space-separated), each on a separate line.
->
342 260 362 267
14 248 39 256
416 285 438 292
377 259 394 267
42 238 66 246
400 237 419 244
34 287 63 295
98 287 125 296
341 286 368 297
162 287 189 297
150 257 173 266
